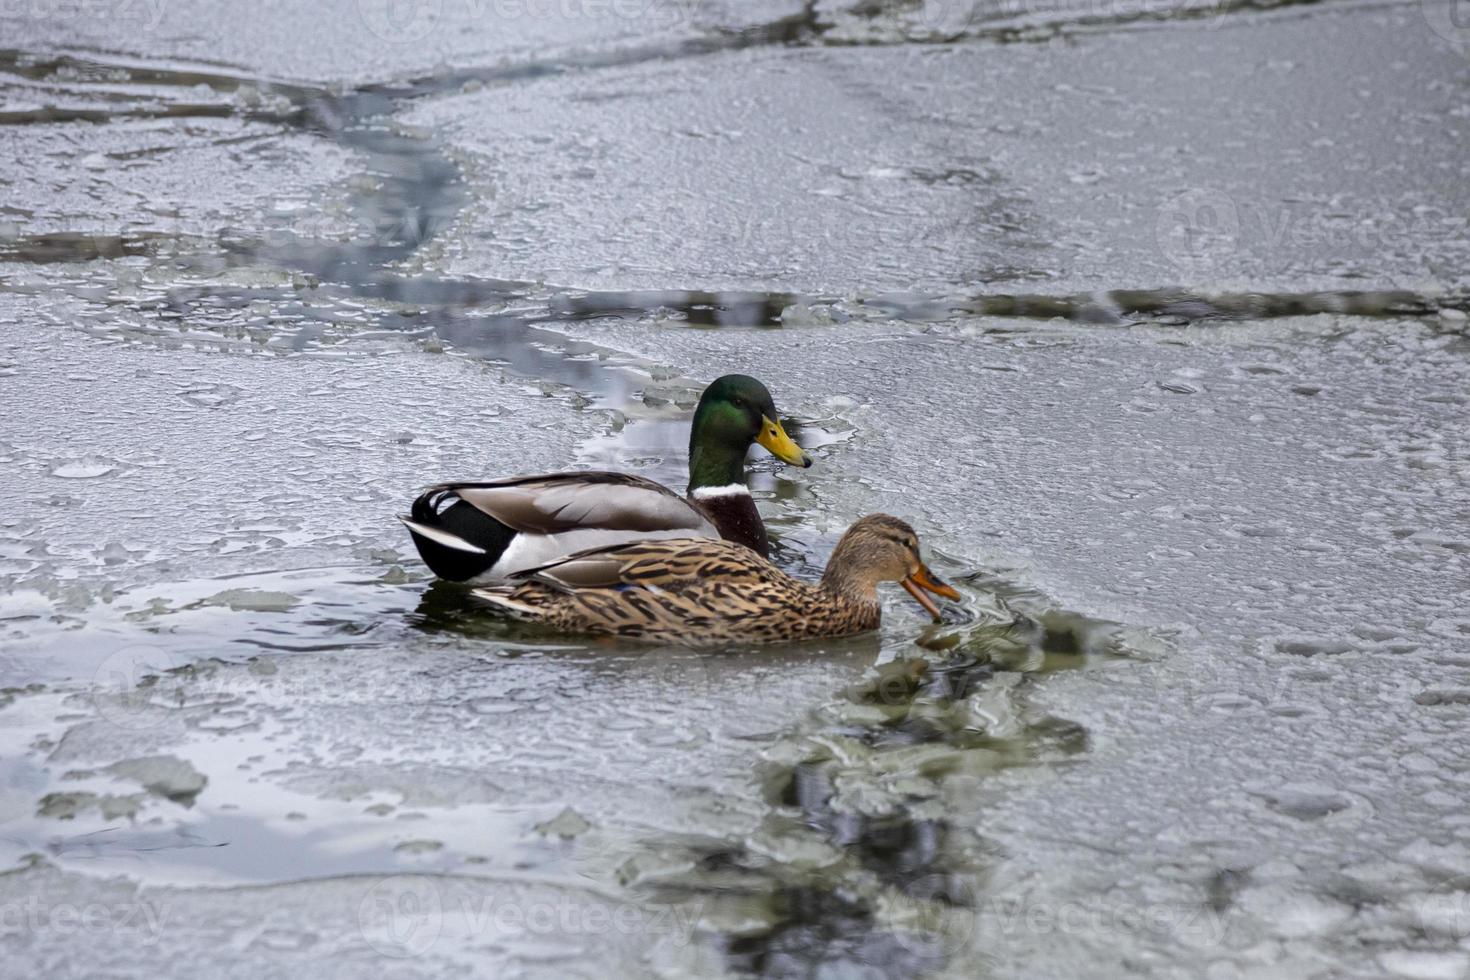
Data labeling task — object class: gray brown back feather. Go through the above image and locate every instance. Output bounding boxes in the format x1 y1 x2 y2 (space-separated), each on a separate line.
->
442 472 716 535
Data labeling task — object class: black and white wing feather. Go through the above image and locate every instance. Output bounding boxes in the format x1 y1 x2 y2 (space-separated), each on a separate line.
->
399 472 719 582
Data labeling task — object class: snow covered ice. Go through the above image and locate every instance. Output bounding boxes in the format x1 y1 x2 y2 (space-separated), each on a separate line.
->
1 0 1468 977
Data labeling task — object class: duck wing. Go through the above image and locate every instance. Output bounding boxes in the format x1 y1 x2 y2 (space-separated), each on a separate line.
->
513 537 773 592
472 538 808 641
400 472 719 583
446 472 712 534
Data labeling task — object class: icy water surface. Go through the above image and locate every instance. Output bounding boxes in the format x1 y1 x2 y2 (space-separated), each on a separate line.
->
2 0 1469 977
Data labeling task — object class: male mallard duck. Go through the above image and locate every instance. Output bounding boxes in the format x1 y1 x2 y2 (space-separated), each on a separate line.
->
471 514 961 644
399 375 812 582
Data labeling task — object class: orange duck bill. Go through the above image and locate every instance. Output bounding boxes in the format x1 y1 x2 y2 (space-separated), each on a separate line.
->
901 565 962 622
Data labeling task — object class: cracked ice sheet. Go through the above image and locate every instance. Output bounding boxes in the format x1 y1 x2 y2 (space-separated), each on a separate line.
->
0 290 887 976
0 288 602 679
0 116 363 245
535 308 1470 977
0 855 718 977
1 0 804 85
406 3 1470 296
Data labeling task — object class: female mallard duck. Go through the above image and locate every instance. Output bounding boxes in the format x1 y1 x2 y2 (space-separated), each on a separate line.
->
471 514 961 644
399 375 812 582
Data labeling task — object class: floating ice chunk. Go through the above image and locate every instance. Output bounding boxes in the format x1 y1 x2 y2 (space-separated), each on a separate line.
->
535 807 591 839
779 303 844 326
37 791 144 820
1274 635 1358 657
1237 883 1354 938
104 755 208 804
1378 951 1470 980
1412 891 1470 938
201 589 300 612
101 542 132 565
178 384 240 408
48 456 117 479
1399 839 1470 878
1246 782 1352 821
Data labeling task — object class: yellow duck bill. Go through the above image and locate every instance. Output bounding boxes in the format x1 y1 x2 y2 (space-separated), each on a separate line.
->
756 416 813 468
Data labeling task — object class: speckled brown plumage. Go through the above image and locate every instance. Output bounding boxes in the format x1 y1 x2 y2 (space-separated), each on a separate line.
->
471 514 960 646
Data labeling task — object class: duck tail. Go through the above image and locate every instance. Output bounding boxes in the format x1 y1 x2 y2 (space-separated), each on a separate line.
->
400 487 516 582
410 486 453 524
